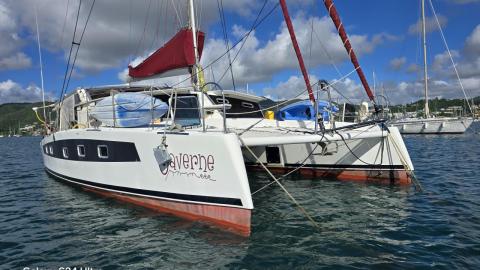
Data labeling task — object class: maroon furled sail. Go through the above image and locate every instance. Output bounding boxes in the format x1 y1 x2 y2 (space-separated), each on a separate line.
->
128 28 205 78
323 0 376 104
279 0 315 103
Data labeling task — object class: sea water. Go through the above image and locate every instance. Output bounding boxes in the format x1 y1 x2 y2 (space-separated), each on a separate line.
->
1 128 479 269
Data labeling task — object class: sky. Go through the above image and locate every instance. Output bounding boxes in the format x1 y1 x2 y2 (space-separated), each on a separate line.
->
0 0 480 105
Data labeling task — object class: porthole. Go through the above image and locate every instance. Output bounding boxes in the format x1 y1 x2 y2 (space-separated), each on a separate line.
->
62 147 69 158
77 145 86 157
97 145 109 159
216 97 230 104
241 102 254 109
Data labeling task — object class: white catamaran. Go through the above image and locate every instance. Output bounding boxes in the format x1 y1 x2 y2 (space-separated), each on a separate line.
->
37 0 415 235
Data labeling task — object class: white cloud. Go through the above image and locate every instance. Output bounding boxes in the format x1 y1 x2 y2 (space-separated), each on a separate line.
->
263 75 319 100
202 15 391 89
4 0 258 73
0 52 31 70
0 1 29 70
389 57 406 71
407 63 419 73
262 75 373 104
408 15 447 35
465 25 480 57
0 79 53 104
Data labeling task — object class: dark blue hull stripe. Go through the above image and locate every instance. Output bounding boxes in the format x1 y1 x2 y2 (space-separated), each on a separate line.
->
45 167 243 207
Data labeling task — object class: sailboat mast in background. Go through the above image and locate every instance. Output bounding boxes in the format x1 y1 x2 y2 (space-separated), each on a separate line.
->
421 0 430 118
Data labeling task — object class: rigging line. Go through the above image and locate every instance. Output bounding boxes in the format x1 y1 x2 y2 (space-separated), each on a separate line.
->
252 136 323 195
239 137 321 231
330 84 353 104
168 1 277 89
428 0 474 116
59 0 95 130
215 0 270 84
59 0 82 102
59 0 71 48
134 0 152 58
217 0 236 91
171 0 183 29
56 0 82 130
128 0 132 63
34 1 47 130
312 27 343 78
308 17 314 74
226 67 359 116
63 0 96 94
148 0 163 53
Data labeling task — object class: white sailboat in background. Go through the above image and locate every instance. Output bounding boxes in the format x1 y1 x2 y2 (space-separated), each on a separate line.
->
390 0 474 134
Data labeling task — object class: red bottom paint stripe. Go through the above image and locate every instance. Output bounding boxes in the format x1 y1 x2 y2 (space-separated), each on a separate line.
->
247 165 412 185
45 168 251 236
84 187 252 236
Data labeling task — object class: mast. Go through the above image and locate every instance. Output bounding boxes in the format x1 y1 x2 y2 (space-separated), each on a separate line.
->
421 0 430 118
188 0 206 131
279 0 315 103
322 0 378 111
35 2 48 133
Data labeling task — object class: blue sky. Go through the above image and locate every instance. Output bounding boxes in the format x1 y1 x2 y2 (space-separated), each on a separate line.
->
1 0 480 105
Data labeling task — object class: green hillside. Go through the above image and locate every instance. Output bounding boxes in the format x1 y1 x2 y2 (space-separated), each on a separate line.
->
0 102 50 135
389 97 478 115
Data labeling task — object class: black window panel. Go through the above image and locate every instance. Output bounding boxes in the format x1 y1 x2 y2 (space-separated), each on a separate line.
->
266 146 281 164
209 95 264 118
98 145 108 158
173 96 201 127
77 145 86 157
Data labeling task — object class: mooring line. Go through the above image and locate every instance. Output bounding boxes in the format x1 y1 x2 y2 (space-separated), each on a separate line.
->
238 137 321 230
387 133 423 192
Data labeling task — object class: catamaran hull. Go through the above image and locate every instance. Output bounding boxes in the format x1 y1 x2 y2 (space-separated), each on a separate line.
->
243 131 412 185
40 128 253 235
390 118 473 134
222 119 414 185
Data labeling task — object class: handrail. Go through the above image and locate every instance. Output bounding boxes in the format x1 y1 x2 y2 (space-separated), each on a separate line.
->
202 82 228 133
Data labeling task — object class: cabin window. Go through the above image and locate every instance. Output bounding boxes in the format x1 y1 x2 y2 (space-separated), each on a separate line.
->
44 146 48 154
173 96 201 127
241 102 254 109
97 145 109 159
77 145 86 157
62 147 69 158
49 146 53 155
216 97 230 104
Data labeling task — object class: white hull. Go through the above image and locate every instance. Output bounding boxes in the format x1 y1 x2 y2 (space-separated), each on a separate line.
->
41 128 253 235
390 117 473 134
208 118 414 184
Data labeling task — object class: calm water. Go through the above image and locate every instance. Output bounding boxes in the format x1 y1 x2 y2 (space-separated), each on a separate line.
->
1 130 479 269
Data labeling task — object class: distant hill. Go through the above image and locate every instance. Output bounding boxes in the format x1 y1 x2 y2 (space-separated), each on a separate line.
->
0 102 51 135
388 96 478 114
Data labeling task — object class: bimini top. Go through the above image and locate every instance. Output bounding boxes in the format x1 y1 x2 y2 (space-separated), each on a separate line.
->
128 28 205 78
276 100 339 121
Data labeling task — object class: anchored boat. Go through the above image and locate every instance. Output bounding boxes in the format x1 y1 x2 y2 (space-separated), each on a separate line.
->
36 0 416 235
389 0 474 134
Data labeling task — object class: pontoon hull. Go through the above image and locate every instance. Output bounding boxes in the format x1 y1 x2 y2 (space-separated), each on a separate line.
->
222 118 414 184
41 128 253 235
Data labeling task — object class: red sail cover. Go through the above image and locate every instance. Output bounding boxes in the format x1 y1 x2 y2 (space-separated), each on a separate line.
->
128 28 205 78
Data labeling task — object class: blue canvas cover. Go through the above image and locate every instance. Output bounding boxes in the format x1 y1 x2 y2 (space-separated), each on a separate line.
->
91 92 169 127
276 100 338 121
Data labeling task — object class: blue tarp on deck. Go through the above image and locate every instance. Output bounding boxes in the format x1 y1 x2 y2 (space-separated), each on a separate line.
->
275 100 339 121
